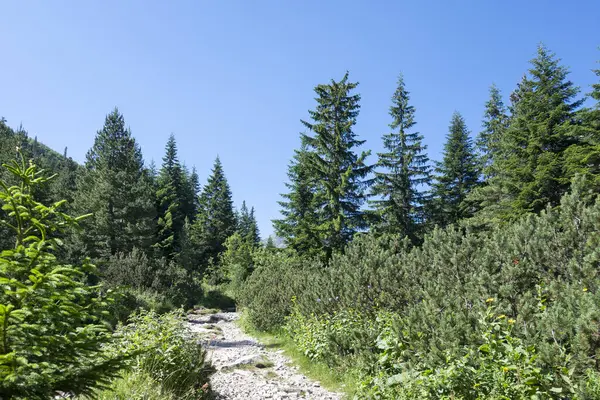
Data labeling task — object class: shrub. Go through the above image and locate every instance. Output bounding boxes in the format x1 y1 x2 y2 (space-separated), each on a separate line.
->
360 304 586 399
239 249 320 331
109 309 213 399
0 154 125 399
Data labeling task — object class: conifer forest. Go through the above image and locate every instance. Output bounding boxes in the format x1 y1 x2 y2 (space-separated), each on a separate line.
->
2 44 600 399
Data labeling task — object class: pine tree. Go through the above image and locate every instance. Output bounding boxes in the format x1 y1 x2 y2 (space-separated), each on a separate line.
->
273 144 322 256
74 108 156 260
301 72 372 257
370 74 431 242
155 134 187 259
476 84 510 179
479 45 584 222
194 156 236 264
430 112 479 227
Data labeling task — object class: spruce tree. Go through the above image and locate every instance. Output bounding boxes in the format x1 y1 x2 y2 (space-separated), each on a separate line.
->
155 134 187 259
194 156 236 264
564 57 600 189
463 86 512 229
480 45 584 221
301 72 372 257
430 112 479 227
74 108 156 260
238 201 261 247
273 144 322 256
370 74 431 242
476 84 510 179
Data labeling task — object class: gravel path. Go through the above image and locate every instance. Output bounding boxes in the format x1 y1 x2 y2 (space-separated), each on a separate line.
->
187 312 342 400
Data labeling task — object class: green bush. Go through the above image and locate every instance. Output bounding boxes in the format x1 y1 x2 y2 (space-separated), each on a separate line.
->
239 249 320 331
109 309 213 399
0 154 125 399
360 303 595 399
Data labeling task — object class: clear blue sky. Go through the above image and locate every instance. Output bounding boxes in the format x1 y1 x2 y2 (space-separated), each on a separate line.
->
1 1 599 237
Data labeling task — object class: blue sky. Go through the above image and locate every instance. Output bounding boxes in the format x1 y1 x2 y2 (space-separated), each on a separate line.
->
1 1 599 237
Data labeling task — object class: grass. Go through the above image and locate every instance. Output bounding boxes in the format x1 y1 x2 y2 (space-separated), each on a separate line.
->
236 312 359 398
81 370 177 400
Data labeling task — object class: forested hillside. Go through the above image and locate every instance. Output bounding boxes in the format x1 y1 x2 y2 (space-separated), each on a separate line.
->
1 44 600 399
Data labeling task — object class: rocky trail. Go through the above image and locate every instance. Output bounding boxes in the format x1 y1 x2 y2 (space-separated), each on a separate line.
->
187 311 342 400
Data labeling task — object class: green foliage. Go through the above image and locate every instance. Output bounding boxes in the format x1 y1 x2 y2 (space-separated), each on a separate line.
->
300 72 373 257
477 45 585 223
273 144 323 258
155 134 188 259
430 112 479 227
220 232 255 298
194 156 237 268
239 249 319 331
360 304 589 399
0 153 125 399
105 310 213 399
73 108 156 260
370 73 431 242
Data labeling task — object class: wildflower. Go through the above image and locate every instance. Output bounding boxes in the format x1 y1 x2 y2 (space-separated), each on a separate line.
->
512 259 519 265
583 288 588 292
316 298 321 302
508 319 516 324
486 298 495 303
497 314 506 319
503 367 509 372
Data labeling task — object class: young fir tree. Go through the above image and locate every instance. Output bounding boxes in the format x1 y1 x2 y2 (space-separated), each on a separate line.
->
463 86 512 229
476 84 510 179
370 74 431 242
194 156 237 264
301 72 372 257
479 45 584 221
0 152 125 398
155 134 187 259
238 201 261 246
272 144 322 256
74 108 156 260
430 112 479 227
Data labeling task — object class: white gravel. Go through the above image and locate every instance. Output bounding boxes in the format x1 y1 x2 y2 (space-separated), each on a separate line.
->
187 312 342 400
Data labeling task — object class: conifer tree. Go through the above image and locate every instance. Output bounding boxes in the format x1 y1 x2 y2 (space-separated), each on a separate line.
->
301 72 372 257
430 112 479 227
273 145 322 256
238 201 260 246
476 84 510 179
370 74 431 242
194 156 236 264
155 134 187 259
479 45 584 221
564 57 600 189
74 108 156 260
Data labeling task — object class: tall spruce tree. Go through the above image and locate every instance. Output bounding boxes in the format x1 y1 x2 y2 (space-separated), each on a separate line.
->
273 144 322 256
430 112 479 227
194 156 236 264
155 134 187 259
370 74 431 242
301 72 372 257
479 45 584 221
74 108 156 260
